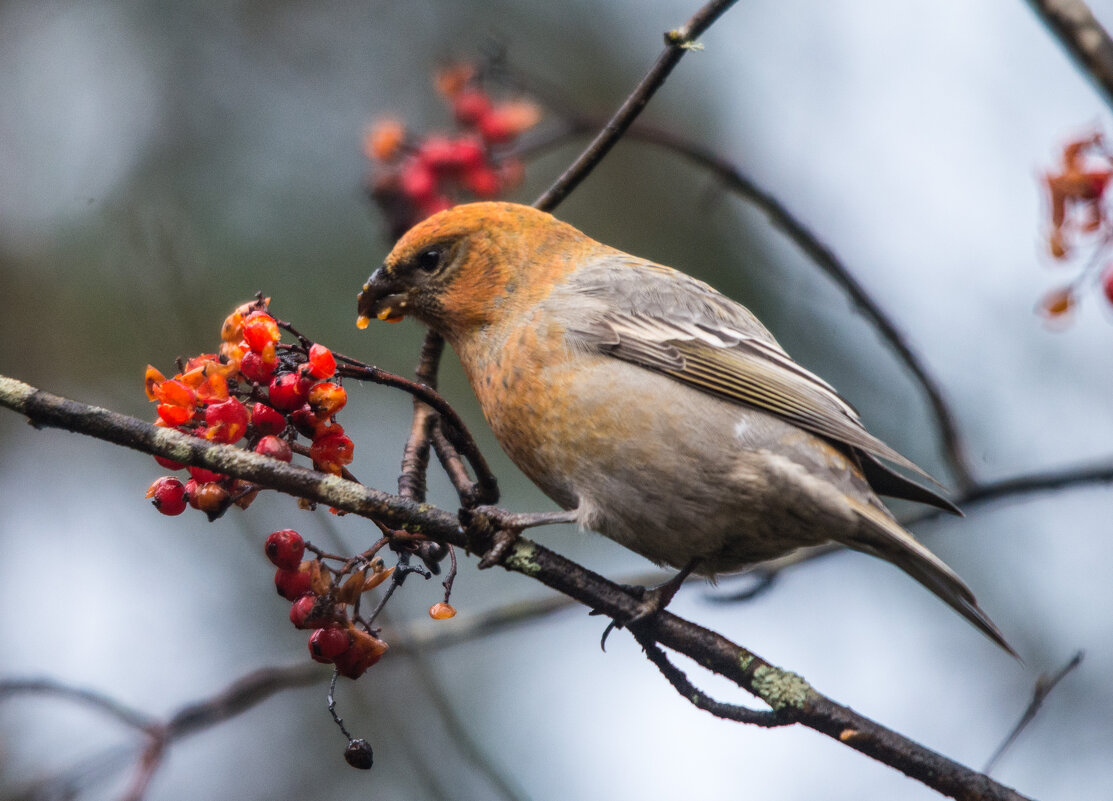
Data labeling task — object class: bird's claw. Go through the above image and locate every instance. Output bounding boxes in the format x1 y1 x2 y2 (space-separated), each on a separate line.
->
460 505 522 569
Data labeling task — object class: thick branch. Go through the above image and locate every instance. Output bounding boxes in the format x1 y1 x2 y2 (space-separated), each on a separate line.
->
0 377 1034 799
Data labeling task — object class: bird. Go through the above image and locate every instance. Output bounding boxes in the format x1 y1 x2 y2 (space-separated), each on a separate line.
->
356 201 1014 655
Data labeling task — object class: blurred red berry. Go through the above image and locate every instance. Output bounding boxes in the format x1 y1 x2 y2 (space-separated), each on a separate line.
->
251 403 286 436
204 398 249 444
1102 264 1113 306
453 89 492 127
464 166 501 199
275 562 313 600
269 373 312 411
146 476 187 516
266 529 306 569
254 435 293 462
309 626 351 663
155 379 196 408
400 160 437 203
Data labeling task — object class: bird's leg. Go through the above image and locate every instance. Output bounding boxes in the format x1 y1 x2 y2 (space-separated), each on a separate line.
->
623 558 701 625
460 506 579 569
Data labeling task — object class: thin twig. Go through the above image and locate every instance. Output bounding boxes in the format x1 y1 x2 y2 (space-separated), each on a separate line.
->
632 631 788 726
0 677 157 731
398 331 446 502
532 0 740 212
983 651 1084 774
1026 0 1113 114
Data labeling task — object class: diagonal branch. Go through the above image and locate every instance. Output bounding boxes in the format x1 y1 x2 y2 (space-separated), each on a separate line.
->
1026 0 1113 114
532 0 739 212
0 375 1033 801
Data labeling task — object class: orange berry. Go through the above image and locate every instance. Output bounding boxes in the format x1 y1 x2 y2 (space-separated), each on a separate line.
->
428 602 457 620
365 118 406 162
144 365 166 401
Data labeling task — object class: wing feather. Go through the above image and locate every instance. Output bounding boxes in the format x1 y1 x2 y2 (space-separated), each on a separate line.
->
560 256 942 486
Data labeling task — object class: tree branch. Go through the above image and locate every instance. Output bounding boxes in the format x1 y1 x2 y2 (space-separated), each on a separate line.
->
532 0 739 212
1026 0 1113 114
0 374 1033 800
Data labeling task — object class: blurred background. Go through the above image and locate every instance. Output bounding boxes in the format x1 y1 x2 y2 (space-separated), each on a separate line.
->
1 1 1111 799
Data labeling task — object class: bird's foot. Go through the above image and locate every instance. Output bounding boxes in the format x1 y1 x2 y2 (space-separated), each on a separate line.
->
599 560 701 650
460 506 577 569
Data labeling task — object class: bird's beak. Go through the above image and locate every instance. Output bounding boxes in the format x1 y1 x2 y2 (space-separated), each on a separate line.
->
356 267 409 328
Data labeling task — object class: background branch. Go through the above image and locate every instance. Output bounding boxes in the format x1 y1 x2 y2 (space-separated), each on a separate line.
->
1026 0 1113 114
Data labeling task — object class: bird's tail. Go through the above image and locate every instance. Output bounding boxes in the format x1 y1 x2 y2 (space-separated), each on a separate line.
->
844 498 1018 658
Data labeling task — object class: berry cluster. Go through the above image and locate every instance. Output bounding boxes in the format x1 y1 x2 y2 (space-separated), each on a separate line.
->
266 529 391 680
1039 132 1113 325
365 61 541 238
144 298 353 520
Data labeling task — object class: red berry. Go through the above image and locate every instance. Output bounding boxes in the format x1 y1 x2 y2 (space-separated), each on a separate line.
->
309 626 351 663
310 431 354 475
251 403 286 436
204 398 249 444
289 594 324 629
275 563 313 600
157 403 194 426
464 166 501 199
400 161 437 203
154 454 184 471
188 481 231 517
268 372 312 411
254 435 292 462
188 464 226 484
304 343 336 380
332 629 389 678
307 382 347 418
453 89 493 127
265 529 305 569
1102 264 1113 306
452 136 486 171
417 136 462 172
242 311 280 353
146 476 187 516
240 350 277 383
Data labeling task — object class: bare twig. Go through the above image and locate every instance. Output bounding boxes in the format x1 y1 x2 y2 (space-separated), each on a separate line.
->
398 330 446 502
1026 0 1113 113
532 0 740 212
984 651 1085 774
632 631 787 726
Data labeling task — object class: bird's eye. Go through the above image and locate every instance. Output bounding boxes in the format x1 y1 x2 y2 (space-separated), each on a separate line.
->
416 248 442 272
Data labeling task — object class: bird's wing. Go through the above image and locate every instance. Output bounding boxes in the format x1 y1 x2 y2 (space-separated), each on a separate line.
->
560 255 936 482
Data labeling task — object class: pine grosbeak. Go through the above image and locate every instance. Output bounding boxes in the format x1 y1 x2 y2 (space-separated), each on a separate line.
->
357 201 1012 654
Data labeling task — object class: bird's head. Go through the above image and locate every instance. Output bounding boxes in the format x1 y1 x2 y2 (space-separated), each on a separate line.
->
357 202 588 341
